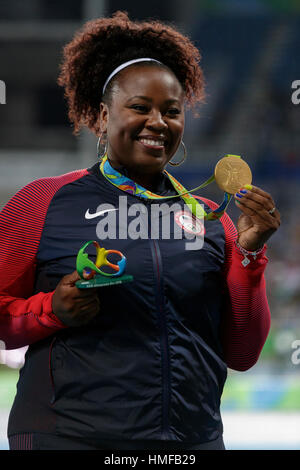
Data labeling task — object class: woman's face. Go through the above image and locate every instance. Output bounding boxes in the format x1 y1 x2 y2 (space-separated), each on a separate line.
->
100 65 185 175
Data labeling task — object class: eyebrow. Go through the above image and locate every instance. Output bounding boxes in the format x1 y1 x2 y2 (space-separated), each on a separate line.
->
127 96 181 105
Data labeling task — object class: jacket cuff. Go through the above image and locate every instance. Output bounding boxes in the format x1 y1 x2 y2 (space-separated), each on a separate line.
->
40 292 67 329
234 240 268 267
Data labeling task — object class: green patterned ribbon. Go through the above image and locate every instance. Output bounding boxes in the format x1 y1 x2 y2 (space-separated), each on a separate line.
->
99 155 232 221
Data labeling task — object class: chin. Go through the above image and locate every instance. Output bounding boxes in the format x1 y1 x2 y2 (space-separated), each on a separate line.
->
135 153 167 171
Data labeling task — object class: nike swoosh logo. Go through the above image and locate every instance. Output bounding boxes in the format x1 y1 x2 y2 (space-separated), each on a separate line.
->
85 208 118 219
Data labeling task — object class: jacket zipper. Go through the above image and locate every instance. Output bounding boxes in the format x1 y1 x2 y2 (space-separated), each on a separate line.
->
150 237 171 439
139 195 175 439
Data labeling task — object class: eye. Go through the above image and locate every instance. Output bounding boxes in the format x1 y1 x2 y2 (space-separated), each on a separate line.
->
166 108 181 116
130 104 149 113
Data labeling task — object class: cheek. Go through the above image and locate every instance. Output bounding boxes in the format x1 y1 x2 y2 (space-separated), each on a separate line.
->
108 113 142 142
107 124 129 148
171 120 185 145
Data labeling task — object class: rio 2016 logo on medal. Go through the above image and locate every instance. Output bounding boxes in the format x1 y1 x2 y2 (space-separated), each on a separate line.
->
174 210 205 236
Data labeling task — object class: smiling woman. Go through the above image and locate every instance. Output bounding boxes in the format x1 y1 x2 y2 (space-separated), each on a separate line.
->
56 11 206 190
0 10 280 451
99 65 185 190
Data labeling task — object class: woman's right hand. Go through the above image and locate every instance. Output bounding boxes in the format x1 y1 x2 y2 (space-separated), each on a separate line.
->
52 271 100 327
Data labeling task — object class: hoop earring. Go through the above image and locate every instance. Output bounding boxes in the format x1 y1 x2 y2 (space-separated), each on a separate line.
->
97 132 108 159
168 141 187 167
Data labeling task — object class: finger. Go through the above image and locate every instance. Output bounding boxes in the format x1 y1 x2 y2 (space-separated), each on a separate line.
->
73 286 99 297
239 185 280 219
235 199 280 229
235 186 280 220
235 196 280 223
240 184 275 204
236 186 275 208
61 270 82 286
76 295 100 308
235 193 265 213
234 193 274 218
234 199 257 217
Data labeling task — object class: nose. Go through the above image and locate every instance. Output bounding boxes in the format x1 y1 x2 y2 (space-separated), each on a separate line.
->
146 109 168 131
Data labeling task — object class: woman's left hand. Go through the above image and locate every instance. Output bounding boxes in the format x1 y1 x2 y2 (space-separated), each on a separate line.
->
234 184 281 251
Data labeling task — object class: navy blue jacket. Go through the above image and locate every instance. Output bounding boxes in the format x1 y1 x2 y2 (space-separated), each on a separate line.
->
5 162 232 445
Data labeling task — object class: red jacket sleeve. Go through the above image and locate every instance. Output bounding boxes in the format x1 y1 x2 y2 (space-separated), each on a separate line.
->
0 169 88 350
198 197 271 371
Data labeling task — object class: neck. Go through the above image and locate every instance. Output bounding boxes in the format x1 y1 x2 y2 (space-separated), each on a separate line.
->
127 170 162 193
107 158 164 193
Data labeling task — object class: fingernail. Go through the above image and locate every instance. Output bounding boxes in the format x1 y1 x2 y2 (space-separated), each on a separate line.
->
239 189 247 194
235 193 243 198
243 184 253 190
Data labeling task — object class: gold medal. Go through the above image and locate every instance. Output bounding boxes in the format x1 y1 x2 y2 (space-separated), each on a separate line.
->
214 155 252 195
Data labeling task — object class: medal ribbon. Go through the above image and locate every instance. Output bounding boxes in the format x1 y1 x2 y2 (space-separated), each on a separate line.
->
99 155 232 221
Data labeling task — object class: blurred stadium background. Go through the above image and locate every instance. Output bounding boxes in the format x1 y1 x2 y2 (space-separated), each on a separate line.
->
0 0 300 450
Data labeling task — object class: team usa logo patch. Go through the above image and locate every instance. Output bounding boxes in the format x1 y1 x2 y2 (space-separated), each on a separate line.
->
174 210 205 236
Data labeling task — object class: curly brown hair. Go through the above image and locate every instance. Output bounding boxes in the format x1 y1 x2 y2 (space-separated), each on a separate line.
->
57 11 205 136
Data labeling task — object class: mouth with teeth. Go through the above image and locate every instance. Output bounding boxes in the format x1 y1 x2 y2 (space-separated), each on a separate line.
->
137 136 166 151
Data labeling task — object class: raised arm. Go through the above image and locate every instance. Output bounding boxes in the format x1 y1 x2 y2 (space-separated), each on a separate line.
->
220 211 271 371
198 190 278 371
